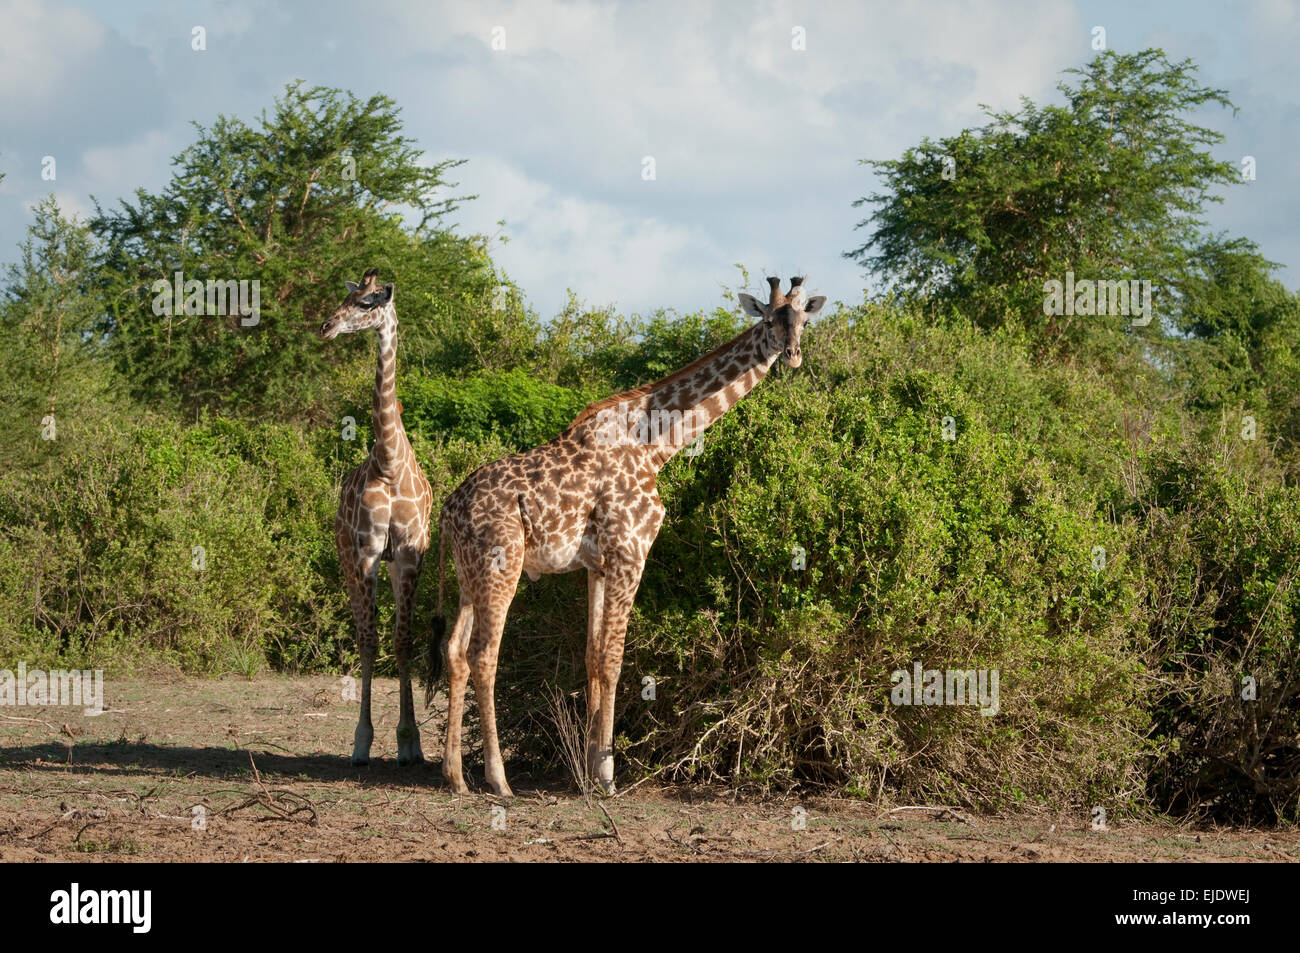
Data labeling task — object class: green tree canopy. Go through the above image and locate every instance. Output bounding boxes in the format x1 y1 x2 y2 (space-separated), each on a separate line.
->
0 196 118 469
847 49 1248 350
92 81 483 422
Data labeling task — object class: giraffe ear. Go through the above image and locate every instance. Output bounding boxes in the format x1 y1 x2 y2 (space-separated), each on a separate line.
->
803 295 826 317
379 282 394 304
738 293 765 318
345 281 359 293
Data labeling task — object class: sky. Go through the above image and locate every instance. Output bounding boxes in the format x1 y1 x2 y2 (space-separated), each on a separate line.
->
1 0 1296 318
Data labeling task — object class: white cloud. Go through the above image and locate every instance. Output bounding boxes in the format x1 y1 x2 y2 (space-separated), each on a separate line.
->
2 0 1296 312
388 0 1080 311
80 130 178 202
0 0 107 111
455 156 761 315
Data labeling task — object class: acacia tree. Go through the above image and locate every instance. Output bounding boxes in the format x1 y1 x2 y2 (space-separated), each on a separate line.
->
92 81 486 421
847 49 1247 350
0 195 116 468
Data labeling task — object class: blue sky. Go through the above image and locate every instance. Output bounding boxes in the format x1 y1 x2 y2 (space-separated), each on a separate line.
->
1 0 1296 317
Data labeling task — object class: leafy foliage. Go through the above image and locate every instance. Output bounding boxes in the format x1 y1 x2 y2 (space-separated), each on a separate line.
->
91 81 481 421
848 50 1242 352
0 198 119 472
3 61 1299 822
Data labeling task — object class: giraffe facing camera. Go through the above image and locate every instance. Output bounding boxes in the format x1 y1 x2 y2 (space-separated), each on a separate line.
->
320 268 434 768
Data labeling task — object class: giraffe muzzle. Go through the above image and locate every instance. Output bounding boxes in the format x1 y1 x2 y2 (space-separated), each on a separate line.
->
783 345 802 368
319 319 340 341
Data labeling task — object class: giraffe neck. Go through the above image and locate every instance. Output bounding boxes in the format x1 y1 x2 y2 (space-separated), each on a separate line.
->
369 309 405 481
635 320 780 469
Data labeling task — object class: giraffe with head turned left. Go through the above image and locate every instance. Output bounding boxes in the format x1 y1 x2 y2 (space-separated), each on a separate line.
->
319 268 432 766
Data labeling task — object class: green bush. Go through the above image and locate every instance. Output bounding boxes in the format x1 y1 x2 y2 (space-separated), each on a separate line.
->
399 368 597 449
492 305 1154 811
0 417 346 673
1139 438 1300 822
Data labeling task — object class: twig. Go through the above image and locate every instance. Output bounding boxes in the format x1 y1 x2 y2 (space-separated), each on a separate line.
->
1 715 58 731
73 819 111 843
665 827 704 854
610 775 653 800
597 801 623 845
206 752 318 825
879 827 909 861
24 810 76 839
215 792 318 824
250 740 297 756
886 805 974 825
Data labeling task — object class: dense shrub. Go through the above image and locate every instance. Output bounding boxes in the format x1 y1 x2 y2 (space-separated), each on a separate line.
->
492 305 1155 812
399 368 596 449
1138 439 1300 822
0 418 342 673
5 62 1300 822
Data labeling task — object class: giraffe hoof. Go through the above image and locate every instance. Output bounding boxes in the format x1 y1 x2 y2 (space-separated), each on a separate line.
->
486 773 514 798
350 757 370 768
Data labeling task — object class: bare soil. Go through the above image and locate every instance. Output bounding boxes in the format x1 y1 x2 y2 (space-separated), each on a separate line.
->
1 676 1295 863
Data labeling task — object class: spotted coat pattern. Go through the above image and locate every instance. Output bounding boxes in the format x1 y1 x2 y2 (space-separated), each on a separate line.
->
320 269 433 767
430 278 827 795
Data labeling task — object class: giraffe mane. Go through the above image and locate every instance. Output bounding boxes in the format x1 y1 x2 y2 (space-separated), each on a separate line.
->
567 384 655 430
568 278 805 432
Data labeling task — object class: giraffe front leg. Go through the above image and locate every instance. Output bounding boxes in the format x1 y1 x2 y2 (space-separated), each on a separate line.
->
348 553 381 767
392 552 425 766
588 559 643 796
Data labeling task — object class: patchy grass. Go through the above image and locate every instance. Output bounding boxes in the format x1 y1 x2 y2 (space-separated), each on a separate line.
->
0 676 1295 863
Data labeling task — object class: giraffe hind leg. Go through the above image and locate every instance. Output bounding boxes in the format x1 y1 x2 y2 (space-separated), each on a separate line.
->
442 600 475 793
584 569 606 793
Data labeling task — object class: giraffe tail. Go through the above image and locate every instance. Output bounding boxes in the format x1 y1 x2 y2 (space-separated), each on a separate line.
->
421 513 448 707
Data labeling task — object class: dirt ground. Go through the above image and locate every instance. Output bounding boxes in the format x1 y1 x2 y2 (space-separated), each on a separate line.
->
0 675 1295 863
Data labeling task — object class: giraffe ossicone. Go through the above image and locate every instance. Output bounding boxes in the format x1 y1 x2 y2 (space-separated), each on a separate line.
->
321 268 433 768
426 277 826 797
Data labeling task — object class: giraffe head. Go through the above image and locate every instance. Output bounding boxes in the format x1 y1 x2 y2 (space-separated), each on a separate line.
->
318 268 395 340
737 276 826 368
